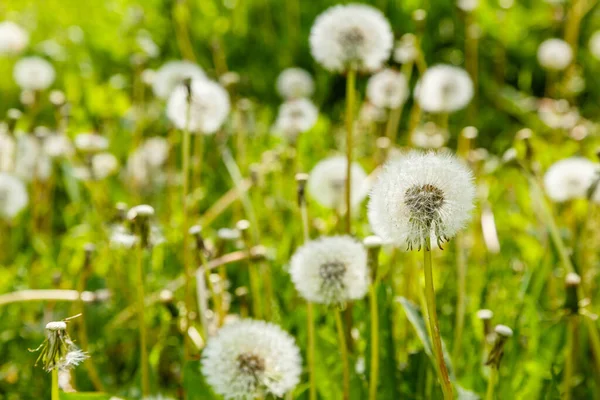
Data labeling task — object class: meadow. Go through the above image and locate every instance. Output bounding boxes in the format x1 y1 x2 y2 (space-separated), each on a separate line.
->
1 0 600 399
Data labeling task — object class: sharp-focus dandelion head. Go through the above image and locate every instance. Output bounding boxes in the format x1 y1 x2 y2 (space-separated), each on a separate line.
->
367 68 408 109
289 235 369 304
274 98 318 141
74 133 109 154
589 31 600 60
393 34 418 64
33 320 88 372
13 56 55 91
0 21 29 55
167 79 230 134
537 38 573 71
307 155 369 211
201 319 302 400
276 68 315 99
91 152 119 180
543 157 599 202
0 173 28 220
368 151 475 249
152 60 205 99
415 65 473 113
309 4 393 73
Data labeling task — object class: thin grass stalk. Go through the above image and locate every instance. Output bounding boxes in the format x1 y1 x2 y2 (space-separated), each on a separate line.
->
485 366 498 400
368 280 380 400
335 309 350 400
52 368 59 400
564 316 577 400
465 11 478 121
344 68 356 234
423 237 453 399
452 233 467 365
136 242 150 397
173 0 197 62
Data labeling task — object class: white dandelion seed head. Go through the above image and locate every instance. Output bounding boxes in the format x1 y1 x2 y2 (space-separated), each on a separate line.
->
44 134 74 158
0 21 29 55
289 235 369 304
476 309 493 320
537 38 573 71
0 131 15 171
415 65 474 113
140 137 169 167
309 4 393 73
307 156 369 211
91 152 119 180
110 225 138 249
359 102 387 124
13 56 55 91
543 157 599 202
274 98 319 141
393 34 418 64
167 79 231 135
74 133 109 154
0 174 29 219
457 0 478 12
368 151 475 249
152 60 205 99
202 319 302 400
367 68 408 109
411 121 449 149
276 68 315 99
14 134 51 182
494 324 513 338
589 31 600 60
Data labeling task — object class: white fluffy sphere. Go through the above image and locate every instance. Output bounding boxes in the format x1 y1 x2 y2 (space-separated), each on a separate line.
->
415 65 473 113
13 57 55 90
0 21 29 55
152 60 205 99
202 319 302 400
367 68 408 109
0 172 28 219
310 4 393 73
167 79 230 134
589 31 600 60
274 98 319 140
543 157 598 202
368 151 475 249
290 235 369 304
537 38 573 71
276 68 315 99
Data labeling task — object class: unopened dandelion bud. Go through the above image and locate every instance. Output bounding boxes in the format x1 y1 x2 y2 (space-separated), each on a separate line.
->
296 173 309 206
477 309 494 339
115 202 128 222
564 273 581 314
127 204 155 247
485 324 513 368
364 235 383 280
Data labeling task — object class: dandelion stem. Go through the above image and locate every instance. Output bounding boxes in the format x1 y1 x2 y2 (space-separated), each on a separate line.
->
564 316 578 400
485 365 497 400
368 282 380 400
182 96 194 359
452 233 467 367
334 309 350 400
136 243 150 397
423 237 453 399
51 368 59 400
344 68 356 234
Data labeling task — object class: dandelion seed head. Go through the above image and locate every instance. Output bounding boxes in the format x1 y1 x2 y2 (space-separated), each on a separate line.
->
543 157 598 202
476 309 493 320
411 121 449 149
415 65 473 113
367 68 408 109
14 134 52 182
0 21 29 55
91 152 119 180
310 4 393 73
289 235 369 304
393 34 418 64
152 60 205 99
274 98 318 141
368 151 475 249
201 319 302 400
494 324 513 338
74 133 109 154
589 31 600 60
307 156 369 211
43 134 73 158
276 68 315 99
537 38 572 71
127 204 155 219
167 79 230 134
13 56 55 91
457 0 478 12
110 225 138 249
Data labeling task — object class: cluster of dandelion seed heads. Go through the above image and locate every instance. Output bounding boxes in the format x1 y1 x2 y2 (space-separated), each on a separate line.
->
310 4 393 73
367 68 409 109
289 235 369 304
368 151 475 250
543 157 600 202
152 60 205 99
307 156 369 211
167 78 230 134
201 319 301 400
276 68 315 99
415 65 473 113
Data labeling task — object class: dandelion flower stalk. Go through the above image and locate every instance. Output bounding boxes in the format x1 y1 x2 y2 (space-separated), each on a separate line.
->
365 236 382 400
485 325 513 400
345 67 356 234
335 308 350 400
51 369 59 400
423 237 453 399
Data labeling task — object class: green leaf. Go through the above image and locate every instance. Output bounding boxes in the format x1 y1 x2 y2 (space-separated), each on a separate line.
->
183 360 218 400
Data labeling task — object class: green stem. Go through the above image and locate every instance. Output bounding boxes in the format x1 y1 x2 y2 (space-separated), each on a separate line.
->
368 283 380 400
564 316 577 400
300 198 316 400
485 366 497 400
182 101 193 359
423 238 453 399
51 368 59 400
136 244 150 397
384 106 402 144
335 309 350 400
452 233 467 366
344 68 356 235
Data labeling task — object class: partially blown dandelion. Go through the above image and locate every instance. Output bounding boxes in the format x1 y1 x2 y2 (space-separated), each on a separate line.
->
309 4 393 73
31 320 88 372
368 151 475 249
202 319 302 400
289 235 369 304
